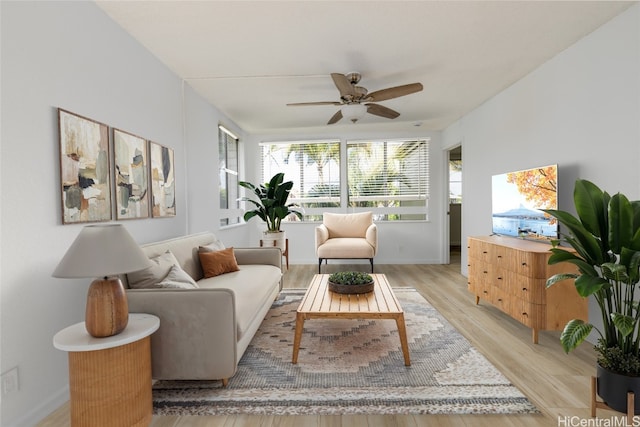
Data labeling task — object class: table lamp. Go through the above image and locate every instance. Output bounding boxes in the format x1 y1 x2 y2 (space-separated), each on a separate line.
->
53 224 152 338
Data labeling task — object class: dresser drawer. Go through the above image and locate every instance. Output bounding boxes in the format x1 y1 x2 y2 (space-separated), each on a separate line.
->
469 240 509 269
509 297 545 329
507 250 549 278
504 271 546 304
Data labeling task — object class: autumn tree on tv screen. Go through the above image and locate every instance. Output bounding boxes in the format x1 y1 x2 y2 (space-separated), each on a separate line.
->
492 165 558 240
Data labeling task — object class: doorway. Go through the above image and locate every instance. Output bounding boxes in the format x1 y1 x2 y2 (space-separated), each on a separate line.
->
448 146 462 265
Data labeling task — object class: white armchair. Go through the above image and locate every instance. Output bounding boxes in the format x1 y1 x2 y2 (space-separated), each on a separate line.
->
315 212 378 273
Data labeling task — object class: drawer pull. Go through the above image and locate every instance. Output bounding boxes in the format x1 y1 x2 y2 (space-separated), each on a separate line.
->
522 262 527 266
483 290 488 294
497 277 503 280
483 270 488 274
483 251 488 254
497 298 502 302
522 287 528 291
522 312 528 317
497 255 502 258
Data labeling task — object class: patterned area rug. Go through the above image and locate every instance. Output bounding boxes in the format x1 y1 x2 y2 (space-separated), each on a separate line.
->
153 288 538 416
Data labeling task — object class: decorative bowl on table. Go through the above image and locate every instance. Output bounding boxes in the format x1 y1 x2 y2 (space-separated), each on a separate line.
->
327 271 374 294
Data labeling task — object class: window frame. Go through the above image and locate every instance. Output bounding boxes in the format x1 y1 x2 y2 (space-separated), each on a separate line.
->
218 125 242 227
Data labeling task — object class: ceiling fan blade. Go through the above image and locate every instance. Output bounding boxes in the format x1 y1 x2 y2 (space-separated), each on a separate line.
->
331 73 357 98
287 101 342 106
366 103 400 119
327 110 343 125
366 83 423 102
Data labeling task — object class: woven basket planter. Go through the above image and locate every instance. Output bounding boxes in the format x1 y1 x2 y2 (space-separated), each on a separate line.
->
328 281 374 294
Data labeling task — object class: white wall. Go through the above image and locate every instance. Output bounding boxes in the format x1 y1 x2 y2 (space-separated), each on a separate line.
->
245 129 446 265
442 4 640 338
0 2 238 425
182 82 250 246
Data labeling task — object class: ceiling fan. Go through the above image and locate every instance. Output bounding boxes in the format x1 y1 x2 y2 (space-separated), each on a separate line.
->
287 72 423 124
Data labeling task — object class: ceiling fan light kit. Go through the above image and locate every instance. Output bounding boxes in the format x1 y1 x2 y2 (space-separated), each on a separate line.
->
341 104 367 123
288 72 423 125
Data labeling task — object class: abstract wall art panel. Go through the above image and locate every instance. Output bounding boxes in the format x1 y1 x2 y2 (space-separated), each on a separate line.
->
113 129 149 220
58 109 112 224
150 142 176 218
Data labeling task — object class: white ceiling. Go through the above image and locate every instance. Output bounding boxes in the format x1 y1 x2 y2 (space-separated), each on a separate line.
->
95 1 635 134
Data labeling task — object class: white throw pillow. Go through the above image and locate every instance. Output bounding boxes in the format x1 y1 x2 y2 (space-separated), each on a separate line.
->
198 240 226 253
127 250 180 289
157 264 198 289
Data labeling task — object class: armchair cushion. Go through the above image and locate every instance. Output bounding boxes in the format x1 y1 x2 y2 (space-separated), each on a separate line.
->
323 211 373 238
316 238 376 259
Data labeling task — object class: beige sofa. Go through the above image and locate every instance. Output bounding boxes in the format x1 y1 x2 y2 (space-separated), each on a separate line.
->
124 232 282 385
315 211 378 273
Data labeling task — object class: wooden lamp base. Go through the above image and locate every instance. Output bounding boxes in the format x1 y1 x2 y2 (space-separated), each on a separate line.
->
85 277 128 338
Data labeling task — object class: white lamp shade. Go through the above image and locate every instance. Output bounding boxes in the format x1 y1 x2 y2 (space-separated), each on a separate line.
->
53 224 152 278
342 104 367 123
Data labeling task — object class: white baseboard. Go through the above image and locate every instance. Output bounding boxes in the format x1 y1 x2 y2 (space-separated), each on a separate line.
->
5 386 68 427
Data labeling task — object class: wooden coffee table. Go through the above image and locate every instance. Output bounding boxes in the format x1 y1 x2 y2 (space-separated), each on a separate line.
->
292 273 410 366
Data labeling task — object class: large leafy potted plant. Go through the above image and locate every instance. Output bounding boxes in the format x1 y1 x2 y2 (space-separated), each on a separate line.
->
239 172 303 250
543 179 640 414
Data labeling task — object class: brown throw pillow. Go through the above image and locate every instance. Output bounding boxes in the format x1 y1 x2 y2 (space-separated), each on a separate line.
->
199 247 240 278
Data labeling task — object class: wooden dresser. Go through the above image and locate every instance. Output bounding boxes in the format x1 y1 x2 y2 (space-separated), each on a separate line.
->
467 235 587 343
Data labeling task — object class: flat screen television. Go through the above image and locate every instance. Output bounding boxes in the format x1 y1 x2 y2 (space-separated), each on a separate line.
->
491 164 558 241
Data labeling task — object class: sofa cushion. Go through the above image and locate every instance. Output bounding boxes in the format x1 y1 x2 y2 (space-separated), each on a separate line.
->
198 264 282 341
158 265 199 289
127 250 180 289
199 247 240 278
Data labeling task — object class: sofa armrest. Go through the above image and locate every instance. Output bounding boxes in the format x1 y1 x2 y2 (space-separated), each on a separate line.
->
233 247 281 269
315 224 329 251
127 288 237 380
366 223 378 256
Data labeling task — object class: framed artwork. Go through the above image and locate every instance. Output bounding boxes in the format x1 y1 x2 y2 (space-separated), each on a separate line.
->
58 109 112 224
113 129 149 219
150 142 176 217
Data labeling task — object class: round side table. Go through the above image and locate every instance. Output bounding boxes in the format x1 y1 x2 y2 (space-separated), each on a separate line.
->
53 313 160 427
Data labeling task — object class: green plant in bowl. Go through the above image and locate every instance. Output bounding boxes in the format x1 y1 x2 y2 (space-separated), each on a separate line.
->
328 271 374 294
328 271 373 285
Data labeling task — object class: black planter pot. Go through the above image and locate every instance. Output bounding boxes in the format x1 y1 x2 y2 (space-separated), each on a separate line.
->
597 363 640 414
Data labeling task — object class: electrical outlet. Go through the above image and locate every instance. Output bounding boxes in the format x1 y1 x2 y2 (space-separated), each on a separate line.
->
1 367 19 395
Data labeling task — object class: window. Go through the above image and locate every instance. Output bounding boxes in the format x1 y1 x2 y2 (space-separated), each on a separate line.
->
219 125 240 226
260 141 340 220
257 138 429 222
449 159 462 204
347 139 429 220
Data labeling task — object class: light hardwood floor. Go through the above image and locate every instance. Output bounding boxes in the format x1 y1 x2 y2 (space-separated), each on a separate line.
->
38 257 620 426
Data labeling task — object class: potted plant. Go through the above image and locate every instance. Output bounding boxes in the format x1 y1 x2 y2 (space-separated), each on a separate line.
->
543 179 640 414
239 172 303 250
328 271 374 294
